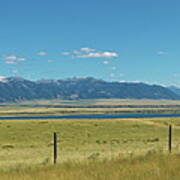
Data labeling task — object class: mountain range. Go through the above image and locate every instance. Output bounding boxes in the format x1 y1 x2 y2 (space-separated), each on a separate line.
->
0 77 180 102
168 86 180 97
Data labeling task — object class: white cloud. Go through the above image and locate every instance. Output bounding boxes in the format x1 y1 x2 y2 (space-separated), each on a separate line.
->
80 48 95 53
37 51 47 56
72 48 95 55
4 55 26 62
5 61 17 65
77 52 118 58
62 48 119 59
17 57 26 61
5 55 17 61
157 51 168 55
103 61 110 64
62 52 70 55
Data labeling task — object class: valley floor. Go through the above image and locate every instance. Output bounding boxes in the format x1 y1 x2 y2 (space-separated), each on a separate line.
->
0 99 180 179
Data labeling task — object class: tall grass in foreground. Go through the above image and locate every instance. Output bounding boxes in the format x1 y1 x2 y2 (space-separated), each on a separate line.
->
1 152 180 180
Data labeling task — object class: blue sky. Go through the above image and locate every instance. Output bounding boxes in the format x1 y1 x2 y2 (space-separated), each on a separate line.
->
0 0 180 86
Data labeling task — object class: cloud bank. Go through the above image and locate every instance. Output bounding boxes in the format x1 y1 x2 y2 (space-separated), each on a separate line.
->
62 47 119 59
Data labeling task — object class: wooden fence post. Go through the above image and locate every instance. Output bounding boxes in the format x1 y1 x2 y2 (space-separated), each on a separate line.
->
53 132 58 164
168 125 172 153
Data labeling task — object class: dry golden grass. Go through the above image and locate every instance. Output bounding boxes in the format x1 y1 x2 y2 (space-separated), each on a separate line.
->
1 153 180 180
0 118 179 169
0 107 174 115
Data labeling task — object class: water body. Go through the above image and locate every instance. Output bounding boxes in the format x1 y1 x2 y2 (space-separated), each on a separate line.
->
0 114 180 120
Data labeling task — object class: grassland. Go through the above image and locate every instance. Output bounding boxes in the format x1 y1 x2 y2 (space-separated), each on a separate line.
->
13 98 180 106
0 107 179 117
1 153 180 180
0 118 180 168
0 118 180 179
1 98 180 116
0 99 180 179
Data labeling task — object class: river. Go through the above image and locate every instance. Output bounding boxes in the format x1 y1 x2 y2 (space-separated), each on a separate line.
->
0 113 180 120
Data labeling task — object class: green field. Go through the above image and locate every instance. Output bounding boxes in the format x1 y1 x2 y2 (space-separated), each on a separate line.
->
0 118 180 179
0 118 180 167
0 99 180 179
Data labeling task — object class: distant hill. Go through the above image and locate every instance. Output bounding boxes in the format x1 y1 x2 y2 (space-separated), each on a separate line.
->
0 77 179 102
